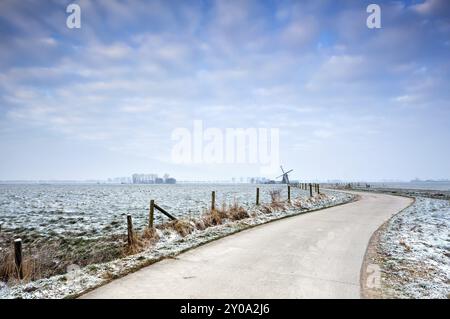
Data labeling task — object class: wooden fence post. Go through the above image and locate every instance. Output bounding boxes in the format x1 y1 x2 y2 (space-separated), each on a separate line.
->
149 200 155 228
211 191 216 211
14 239 23 279
127 215 134 246
309 183 313 197
288 185 291 202
256 188 260 205
317 184 320 194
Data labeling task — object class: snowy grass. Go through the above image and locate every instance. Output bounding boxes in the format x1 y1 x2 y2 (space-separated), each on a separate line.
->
379 197 450 299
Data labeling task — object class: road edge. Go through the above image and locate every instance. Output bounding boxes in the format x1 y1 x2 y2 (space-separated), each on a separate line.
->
359 194 416 299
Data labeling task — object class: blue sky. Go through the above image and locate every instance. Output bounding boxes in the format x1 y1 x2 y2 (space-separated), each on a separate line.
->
0 0 449 181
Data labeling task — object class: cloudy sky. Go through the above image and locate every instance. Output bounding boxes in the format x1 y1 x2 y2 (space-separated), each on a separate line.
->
0 0 449 181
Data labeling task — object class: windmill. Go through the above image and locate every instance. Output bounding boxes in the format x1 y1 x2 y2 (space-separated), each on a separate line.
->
276 166 293 184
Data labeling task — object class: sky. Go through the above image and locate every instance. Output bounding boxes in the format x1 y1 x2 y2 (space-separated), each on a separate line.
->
0 0 449 182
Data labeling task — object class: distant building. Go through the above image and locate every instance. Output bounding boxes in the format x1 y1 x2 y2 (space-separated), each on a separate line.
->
132 173 176 184
164 173 176 184
165 177 176 184
132 174 157 184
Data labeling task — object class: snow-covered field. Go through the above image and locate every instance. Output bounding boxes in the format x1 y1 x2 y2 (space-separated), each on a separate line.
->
0 185 353 299
0 184 299 238
379 197 450 299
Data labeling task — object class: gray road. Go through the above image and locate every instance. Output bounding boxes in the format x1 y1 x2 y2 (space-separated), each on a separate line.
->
82 192 412 299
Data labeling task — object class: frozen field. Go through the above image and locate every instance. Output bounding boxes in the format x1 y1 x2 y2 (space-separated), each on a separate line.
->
380 197 450 298
371 181 450 191
0 183 299 238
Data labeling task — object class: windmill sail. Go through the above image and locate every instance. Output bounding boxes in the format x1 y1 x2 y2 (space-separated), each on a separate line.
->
277 166 293 184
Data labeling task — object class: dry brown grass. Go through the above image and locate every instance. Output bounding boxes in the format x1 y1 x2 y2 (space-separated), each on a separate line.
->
160 220 195 237
123 227 160 255
271 201 286 210
259 204 273 214
202 209 226 227
193 218 206 231
259 189 309 213
201 201 249 227
0 249 22 283
225 202 249 221
141 227 159 242
124 230 145 255
292 199 304 208
0 245 54 284
260 201 286 214
305 193 327 204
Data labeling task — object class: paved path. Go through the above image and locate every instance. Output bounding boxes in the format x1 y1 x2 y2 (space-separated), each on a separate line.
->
82 192 412 299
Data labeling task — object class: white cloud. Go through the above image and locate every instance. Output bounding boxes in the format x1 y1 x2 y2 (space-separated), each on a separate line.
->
394 95 420 103
88 42 132 60
411 0 450 15
280 17 318 48
306 55 366 90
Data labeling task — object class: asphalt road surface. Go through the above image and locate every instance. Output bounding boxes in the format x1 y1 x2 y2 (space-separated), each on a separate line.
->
82 191 412 299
